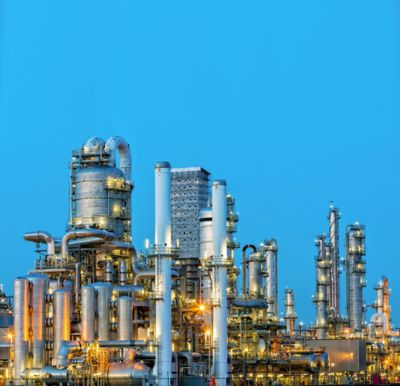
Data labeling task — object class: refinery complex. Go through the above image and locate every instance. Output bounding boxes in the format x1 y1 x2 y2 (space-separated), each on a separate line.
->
0 136 398 385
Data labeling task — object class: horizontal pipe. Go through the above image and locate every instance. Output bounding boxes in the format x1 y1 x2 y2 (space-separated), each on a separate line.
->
231 298 267 308
24 231 55 257
98 340 146 348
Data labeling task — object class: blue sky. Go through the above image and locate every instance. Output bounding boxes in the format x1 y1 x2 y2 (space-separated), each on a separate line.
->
0 1 399 325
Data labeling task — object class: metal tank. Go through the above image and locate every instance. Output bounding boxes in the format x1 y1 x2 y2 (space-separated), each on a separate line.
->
14 277 30 382
284 288 297 336
118 296 133 340
248 251 263 298
27 274 49 369
53 289 71 359
346 223 366 333
81 285 96 342
69 136 133 242
92 282 113 340
265 239 278 319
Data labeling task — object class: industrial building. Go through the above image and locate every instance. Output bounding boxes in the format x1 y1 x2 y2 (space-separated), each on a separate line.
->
1 136 400 385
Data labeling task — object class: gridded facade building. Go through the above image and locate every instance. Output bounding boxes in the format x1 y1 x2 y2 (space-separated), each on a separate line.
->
171 167 210 259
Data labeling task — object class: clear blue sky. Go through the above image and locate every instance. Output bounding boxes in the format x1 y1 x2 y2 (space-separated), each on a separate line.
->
0 1 399 325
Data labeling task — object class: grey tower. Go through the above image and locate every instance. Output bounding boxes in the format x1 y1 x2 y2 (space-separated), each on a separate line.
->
171 167 210 260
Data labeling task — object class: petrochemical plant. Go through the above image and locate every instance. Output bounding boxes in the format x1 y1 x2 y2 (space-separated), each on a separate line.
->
0 136 398 385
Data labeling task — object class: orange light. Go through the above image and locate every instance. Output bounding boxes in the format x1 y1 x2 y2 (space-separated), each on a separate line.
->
199 304 205 312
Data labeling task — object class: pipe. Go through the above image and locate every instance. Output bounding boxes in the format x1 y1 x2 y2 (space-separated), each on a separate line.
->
248 251 262 298
53 341 81 368
81 285 96 342
104 136 132 180
119 260 127 286
106 260 113 283
13 277 29 383
61 229 114 261
27 274 49 368
112 285 143 295
231 298 267 308
154 161 172 386
53 289 71 360
98 340 146 348
24 231 55 257
211 179 228 386
118 296 133 340
24 366 68 382
265 239 278 319
75 262 81 305
241 245 256 296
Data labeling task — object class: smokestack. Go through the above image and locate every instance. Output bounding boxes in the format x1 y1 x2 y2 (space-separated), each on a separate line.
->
212 180 228 386
154 162 172 385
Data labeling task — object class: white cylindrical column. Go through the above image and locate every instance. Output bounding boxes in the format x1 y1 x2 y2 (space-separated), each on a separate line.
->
93 282 112 340
211 180 228 386
154 162 172 386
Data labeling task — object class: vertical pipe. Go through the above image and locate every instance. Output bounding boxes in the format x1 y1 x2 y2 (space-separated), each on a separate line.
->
27 274 49 369
119 260 127 286
75 262 81 305
266 239 278 320
118 296 133 340
212 180 228 386
13 277 29 383
53 289 71 357
81 286 96 342
154 162 172 386
105 260 113 283
329 206 341 318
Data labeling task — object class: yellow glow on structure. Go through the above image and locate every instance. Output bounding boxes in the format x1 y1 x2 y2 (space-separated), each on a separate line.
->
199 304 205 312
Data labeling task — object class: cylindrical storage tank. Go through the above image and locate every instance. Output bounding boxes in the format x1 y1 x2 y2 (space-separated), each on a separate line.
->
248 252 262 297
118 296 133 340
53 289 71 357
73 167 128 239
14 277 30 383
27 274 49 369
93 282 112 340
81 286 96 342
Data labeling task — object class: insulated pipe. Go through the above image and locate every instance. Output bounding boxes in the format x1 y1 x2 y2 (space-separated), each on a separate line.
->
74 262 81 305
27 274 49 369
154 162 172 385
105 260 113 283
98 340 146 348
14 277 30 383
61 229 114 261
241 245 256 296
211 180 228 386
231 298 267 308
53 341 81 368
53 289 71 359
24 231 55 257
119 260 127 286
81 286 96 342
265 239 278 319
118 296 133 340
104 136 132 180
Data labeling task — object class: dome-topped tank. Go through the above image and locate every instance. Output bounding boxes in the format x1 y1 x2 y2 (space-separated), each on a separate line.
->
70 137 133 242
